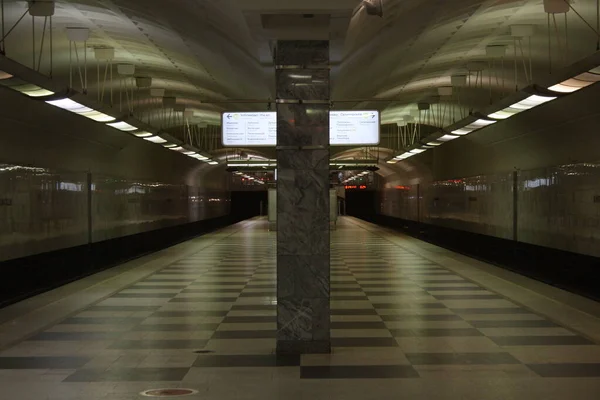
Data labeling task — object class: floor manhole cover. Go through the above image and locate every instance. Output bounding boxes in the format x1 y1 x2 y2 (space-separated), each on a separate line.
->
140 389 198 397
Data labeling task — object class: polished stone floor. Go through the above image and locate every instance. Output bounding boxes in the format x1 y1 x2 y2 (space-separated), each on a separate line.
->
0 217 600 399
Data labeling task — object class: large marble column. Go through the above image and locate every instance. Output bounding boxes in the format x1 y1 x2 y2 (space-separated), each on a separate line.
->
276 40 331 355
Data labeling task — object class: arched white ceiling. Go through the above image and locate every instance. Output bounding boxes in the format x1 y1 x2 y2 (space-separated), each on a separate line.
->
2 0 599 131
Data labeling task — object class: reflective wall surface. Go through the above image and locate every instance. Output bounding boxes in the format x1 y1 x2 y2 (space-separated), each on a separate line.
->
0 163 229 262
518 163 600 258
380 162 600 258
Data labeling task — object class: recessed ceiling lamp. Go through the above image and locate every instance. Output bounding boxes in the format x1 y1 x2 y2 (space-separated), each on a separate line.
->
548 66 600 93
10 83 54 97
143 136 167 144
46 98 115 121
451 119 496 135
106 121 137 131
487 94 556 120
132 131 154 138
438 134 459 141
409 149 426 154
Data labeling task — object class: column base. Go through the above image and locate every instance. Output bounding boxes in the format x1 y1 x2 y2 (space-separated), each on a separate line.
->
276 340 331 355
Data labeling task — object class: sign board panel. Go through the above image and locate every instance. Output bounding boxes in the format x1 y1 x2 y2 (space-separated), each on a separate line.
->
330 111 380 146
222 110 380 147
222 112 276 146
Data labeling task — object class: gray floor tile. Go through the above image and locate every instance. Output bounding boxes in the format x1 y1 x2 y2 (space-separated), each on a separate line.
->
152 311 228 317
111 293 175 298
390 328 483 337
360 283 414 288
193 355 299 367
132 285 189 289
364 291 426 296
405 352 520 365
169 297 238 303
182 289 242 294
469 320 560 328
301 365 418 379
59 317 145 325
63 367 190 382
28 332 123 341
211 330 276 339
86 306 161 312
331 295 369 300
421 286 485 291
133 324 220 331
330 309 378 316
451 308 531 314
490 336 594 346
332 288 365 293
245 284 276 289
109 340 209 349
381 314 462 322
143 279 194 282
222 316 276 323
239 292 277 297
331 338 399 347
0 356 90 369
527 363 600 377
231 305 276 311
374 303 446 309
433 294 504 300
330 321 387 329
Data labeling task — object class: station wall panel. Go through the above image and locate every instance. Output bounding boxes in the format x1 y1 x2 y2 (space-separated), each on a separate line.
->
379 161 600 258
0 163 229 263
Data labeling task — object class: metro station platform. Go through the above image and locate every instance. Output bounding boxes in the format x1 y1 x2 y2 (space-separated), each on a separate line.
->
0 217 599 400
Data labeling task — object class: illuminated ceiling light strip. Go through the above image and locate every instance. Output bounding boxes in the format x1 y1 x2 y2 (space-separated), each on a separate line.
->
106 121 138 131
46 98 115 122
438 134 460 141
79 110 115 122
548 68 600 93
16 84 54 97
488 110 519 119
467 119 496 128
133 131 154 138
46 98 92 113
451 128 474 135
143 136 168 144
511 95 556 110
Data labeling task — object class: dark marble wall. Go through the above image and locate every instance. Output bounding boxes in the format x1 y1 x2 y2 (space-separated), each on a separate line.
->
275 41 331 355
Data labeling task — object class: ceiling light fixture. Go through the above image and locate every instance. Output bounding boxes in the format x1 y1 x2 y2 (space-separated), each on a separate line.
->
548 66 600 93
106 121 138 131
132 131 154 138
143 136 168 144
46 98 115 122
438 134 460 141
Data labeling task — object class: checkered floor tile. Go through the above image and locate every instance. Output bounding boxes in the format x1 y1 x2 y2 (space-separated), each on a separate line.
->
1 217 600 387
